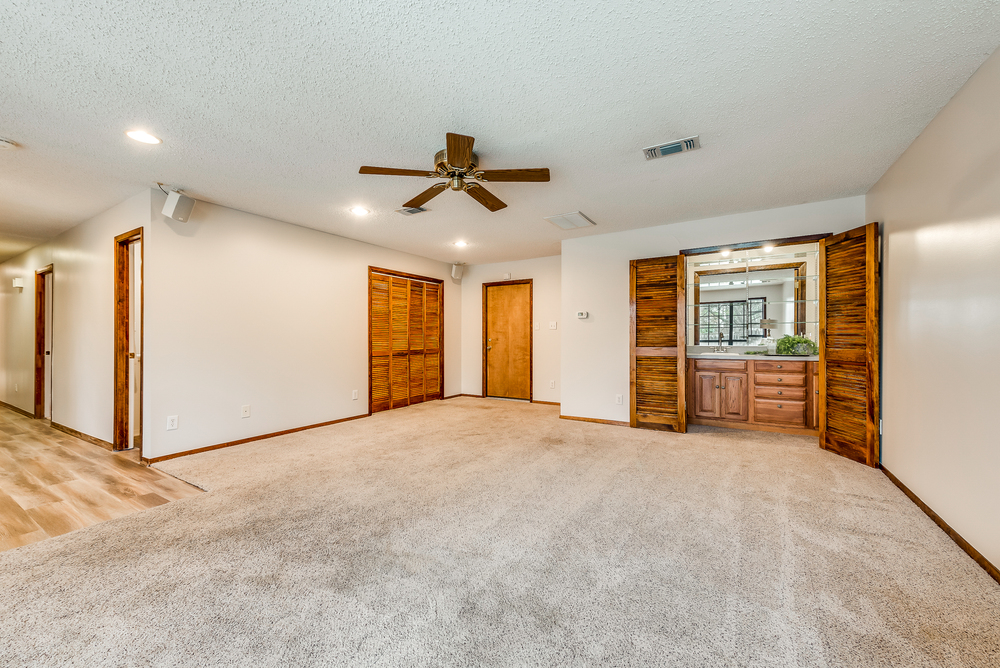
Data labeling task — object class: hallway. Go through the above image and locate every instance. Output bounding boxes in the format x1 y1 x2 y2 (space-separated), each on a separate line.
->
0 406 201 552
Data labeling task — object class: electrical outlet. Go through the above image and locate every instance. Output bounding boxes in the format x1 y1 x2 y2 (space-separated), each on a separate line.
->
549 380 555 389
549 321 557 330
241 405 251 418
615 394 623 405
352 390 359 400
166 415 178 430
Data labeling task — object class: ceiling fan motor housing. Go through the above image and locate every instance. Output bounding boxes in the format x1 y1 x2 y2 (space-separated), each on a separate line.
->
434 148 479 173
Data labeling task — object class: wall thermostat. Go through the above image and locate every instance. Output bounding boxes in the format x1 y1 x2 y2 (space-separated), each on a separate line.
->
576 311 588 319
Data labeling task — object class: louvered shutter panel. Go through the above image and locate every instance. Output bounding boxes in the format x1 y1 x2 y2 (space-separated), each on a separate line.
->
424 284 442 399
409 282 425 403
390 278 409 408
370 274 392 412
630 256 687 432
820 223 880 466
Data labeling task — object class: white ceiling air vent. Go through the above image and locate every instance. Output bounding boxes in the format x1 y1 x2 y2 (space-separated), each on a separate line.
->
643 135 700 160
545 211 596 230
395 206 427 215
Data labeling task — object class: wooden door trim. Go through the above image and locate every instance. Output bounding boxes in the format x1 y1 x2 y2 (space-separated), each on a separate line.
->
368 267 444 414
369 266 444 284
33 264 54 419
113 228 143 452
679 233 831 256
482 279 533 401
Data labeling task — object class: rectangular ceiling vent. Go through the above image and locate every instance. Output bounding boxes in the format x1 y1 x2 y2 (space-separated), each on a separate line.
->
545 211 596 230
395 206 427 215
643 135 701 160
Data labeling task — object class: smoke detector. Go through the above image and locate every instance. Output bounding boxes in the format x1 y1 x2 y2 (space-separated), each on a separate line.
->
545 211 596 230
643 135 700 160
395 206 427 216
0 139 19 150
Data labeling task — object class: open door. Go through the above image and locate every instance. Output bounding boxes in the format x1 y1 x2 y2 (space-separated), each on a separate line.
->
34 265 54 419
630 255 687 431
819 222 880 466
113 228 143 451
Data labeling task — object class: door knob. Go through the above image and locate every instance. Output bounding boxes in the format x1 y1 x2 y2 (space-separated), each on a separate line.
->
487 346 492 350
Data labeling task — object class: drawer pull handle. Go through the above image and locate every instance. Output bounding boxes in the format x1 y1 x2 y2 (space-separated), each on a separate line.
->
777 378 782 382
777 365 782 369
777 404 782 408
715 385 719 388
778 391 782 395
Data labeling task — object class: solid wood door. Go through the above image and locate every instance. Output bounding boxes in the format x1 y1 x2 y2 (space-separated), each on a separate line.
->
720 372 748 421
820 222 880 466
693 371 720 418
630 256 686 431
484 281 532 399
369 268 444 414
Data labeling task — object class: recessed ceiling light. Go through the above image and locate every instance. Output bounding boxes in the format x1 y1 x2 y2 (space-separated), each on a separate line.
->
126 130 161 145
453 241 468 247
720 249 731 257
763 244 775 252
350 207 370 216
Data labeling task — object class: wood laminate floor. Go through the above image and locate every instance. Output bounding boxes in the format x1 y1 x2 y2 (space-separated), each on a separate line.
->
0 406 201 552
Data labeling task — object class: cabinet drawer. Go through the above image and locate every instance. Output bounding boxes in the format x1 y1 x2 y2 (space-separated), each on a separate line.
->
694 360 747 371
754 360 805 373
754 373 806 387
754 385 807 401
754 399 806 427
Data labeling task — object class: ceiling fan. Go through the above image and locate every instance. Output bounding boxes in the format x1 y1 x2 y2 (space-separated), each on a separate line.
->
359 132 550 212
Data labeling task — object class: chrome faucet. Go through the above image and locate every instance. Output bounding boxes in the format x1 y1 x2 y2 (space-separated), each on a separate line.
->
712 331 728 353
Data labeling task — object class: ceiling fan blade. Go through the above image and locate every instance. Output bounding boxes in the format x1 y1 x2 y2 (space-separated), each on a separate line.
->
360 166 432 177
446 133 475 169
477 168 550 182
403 183 447 208
465 184 507 212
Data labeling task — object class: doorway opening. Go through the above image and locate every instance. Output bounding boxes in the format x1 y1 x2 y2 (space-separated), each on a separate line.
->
483 279 533 401
34 265 54 420
113 228 143 452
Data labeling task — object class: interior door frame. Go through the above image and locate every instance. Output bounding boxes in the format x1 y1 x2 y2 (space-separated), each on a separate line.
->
367 266 445 414
482 279 533 401
33 264 54 419
113 227 143 452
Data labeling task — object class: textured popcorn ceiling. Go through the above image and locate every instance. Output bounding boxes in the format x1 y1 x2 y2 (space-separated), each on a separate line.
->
1 1 999 264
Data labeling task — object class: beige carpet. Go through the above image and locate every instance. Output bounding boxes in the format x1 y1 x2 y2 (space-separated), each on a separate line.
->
0 397 997 666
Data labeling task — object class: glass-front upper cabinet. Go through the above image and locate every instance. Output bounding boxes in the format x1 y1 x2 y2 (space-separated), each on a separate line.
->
685 242 819 349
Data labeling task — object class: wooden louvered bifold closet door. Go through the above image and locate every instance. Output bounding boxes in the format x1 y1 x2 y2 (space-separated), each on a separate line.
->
369 269 444 414
630 256 687 432
819 222 880 466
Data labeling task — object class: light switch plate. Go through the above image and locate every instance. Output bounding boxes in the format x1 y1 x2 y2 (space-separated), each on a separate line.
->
534 323 540 330
615 394 623 405
549 380 555 389
352 390 359 400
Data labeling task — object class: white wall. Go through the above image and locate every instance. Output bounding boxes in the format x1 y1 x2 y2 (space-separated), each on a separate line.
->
867 48 1000 567
0 189 461 459
560 196 865 422
460 255 561 403
0 191 150 441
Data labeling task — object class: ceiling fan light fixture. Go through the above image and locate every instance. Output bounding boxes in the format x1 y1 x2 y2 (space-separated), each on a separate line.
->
126 129 161 144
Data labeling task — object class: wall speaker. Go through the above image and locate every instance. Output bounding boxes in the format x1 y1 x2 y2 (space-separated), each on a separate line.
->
162 191 195 222
451 263 464 280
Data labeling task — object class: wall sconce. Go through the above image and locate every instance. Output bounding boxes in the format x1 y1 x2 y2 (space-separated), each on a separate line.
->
12 278 23 292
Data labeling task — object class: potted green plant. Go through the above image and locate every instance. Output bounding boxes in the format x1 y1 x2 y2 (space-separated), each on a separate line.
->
775 334 818 356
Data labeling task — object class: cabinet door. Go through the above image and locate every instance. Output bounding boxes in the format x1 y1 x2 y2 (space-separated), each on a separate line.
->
693 371 720 418
720 373 748 421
